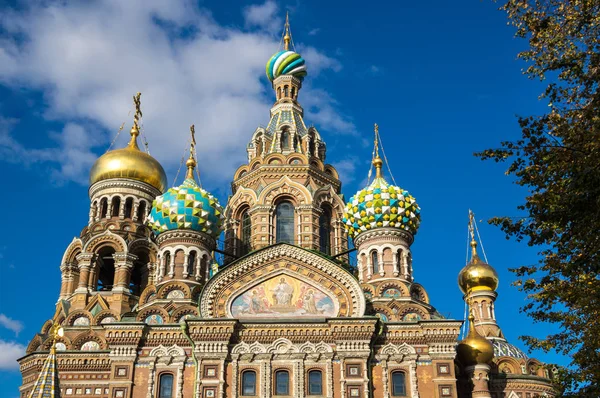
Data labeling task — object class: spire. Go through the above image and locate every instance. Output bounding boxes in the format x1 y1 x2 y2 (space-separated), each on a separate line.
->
128 92 142 149
373 123 383 179
185 125 198 181
29 323 63 398
283 12 291 51
468 209 479 259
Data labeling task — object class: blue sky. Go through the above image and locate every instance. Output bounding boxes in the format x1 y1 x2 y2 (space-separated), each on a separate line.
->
0 0 565 392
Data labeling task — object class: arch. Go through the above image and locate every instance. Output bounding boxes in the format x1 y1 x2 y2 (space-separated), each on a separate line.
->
83 230 127 253
323 165 340 180
137 306 169 325
156 281 192 300
201 244 366 318
235 166 250 180
72 331 107 350
139 285 157 306
410 283 429 304
249 158 263 171
264 153 287 165
93 309 119 325
170 305 198 323
258 176 312 206
65 310 93 326
241 370 257 396
275 200 295 244
61 238 83 266
111 196 121 217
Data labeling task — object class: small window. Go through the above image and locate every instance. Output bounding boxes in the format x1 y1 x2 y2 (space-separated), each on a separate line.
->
308 370 322 395
100 198 108 218
274 370 289 395
371 251 379 274
241 370 256 396
124 197 133 218
241 210 252 255
276 201 295 244
281 131 290 150
158 373 174 398
137 201 147 222
188 251 197 275
319 207 332 255
111 196 121 217
391 371 406 396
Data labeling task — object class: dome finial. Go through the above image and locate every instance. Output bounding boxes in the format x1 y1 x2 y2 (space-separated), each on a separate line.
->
373 123 383 179
283 11 291 51
128 92 142 149
185 124 198 181
468 209 478 258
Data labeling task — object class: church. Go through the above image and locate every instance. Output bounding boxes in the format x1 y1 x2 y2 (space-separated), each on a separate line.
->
19 15 556 398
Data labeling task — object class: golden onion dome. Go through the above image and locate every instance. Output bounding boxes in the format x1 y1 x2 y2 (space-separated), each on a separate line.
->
456 314 495 366
458 240 499 294
89 125 167 192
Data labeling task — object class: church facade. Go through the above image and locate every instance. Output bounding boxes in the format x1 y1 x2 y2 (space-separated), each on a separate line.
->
20 17 556 398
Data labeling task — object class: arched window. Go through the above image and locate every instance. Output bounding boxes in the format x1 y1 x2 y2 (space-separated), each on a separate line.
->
281 131 290 150
371 251 379 274
319 207 332 255
124 197 133 219
111 196 121 217
391 371 406 396
240 210 252 255
164 252 171 270
307 370 322 395
241 370 256 396
276 201 295 244
274 370 289 395
291 87 296 99
137 201 147 222
129 249 149 296
100 198 108 218
158 373 174 398
96 247 116 291
284 85 289 97
277 87 282 99
188 251 197 276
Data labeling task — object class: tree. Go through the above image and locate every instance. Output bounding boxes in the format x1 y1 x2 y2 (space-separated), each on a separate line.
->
477 1 600 395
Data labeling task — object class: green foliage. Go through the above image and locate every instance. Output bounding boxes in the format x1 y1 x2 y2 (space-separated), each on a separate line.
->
479 1 600 395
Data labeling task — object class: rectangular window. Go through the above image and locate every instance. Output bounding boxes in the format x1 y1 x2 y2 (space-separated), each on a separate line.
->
308 370 322 395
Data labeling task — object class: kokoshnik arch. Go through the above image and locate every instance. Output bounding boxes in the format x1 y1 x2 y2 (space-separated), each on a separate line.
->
20 14 556 398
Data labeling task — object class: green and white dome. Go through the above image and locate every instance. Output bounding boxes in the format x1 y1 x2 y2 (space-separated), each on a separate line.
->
342 159 421 239
147 157 224 238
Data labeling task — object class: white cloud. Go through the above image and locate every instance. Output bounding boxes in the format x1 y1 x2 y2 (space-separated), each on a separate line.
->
0 314 24 336
0 0 353 187
243 1 281 32
0 339 25 370
308 28 320 36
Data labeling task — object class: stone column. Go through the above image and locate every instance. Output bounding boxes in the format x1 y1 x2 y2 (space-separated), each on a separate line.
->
402 252 409 280
75 253 95 293
392 252 399 276
467 364 492 398
378 250 385 277
119 200 126 219
231 355 239 398
112 252 137 293
132 202 140 222
183 253 190 279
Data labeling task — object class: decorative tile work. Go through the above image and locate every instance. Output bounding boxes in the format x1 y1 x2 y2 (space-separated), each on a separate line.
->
148 178 224 237
343 177 421 238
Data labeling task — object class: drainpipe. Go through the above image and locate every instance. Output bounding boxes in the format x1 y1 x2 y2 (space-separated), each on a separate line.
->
180 321 199 398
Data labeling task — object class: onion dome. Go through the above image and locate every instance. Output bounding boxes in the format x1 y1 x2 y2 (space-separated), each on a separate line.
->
343 151 421 239
265 13 307 82
456 314 495 366
458 240 499 294
266 50 307 82
89 93 167 192
147 127 224 238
